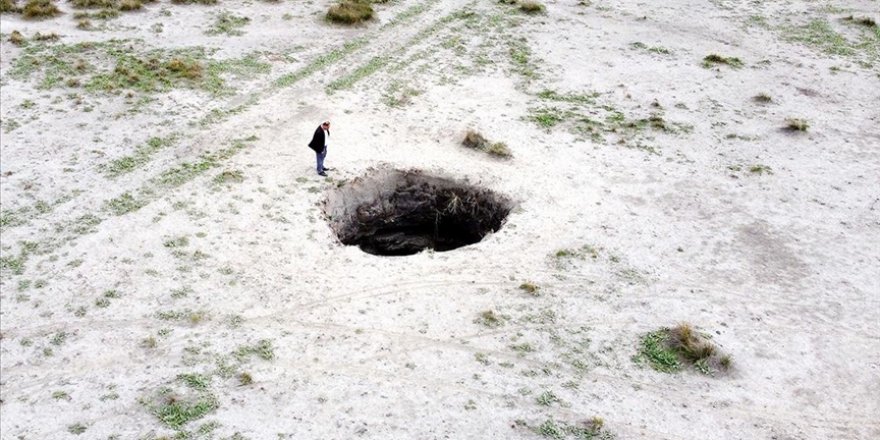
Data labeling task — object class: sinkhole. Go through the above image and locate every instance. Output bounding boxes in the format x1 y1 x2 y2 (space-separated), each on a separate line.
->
324 169 513 256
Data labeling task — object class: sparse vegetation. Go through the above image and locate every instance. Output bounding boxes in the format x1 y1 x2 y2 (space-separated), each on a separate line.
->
206 11 250 36
635 323 732 375
103 136 176 177
475 310 506 328
234 339 275 361
534 418 611 439
327 0 373 24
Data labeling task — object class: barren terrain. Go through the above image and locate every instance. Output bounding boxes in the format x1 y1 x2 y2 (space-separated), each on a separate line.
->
1 0 879 438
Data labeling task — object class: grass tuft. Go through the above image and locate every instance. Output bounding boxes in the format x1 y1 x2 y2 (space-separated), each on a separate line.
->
702 54 743 68
327 0 373 24
1 0 22 13
636 323 732 375
22 0 60 18
519 1 544 14
462 130 512 158
752 93 772 103
784 118 808 132
475 310 506 328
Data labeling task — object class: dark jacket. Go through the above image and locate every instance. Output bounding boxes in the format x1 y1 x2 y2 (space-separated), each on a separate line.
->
308 126 329 152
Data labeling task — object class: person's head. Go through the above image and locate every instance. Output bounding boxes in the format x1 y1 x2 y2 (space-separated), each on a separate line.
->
322 121 330 129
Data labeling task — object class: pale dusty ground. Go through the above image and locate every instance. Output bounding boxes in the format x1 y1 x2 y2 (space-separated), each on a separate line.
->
1 0 879 439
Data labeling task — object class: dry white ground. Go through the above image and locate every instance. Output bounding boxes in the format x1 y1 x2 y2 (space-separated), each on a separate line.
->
1 0 879 438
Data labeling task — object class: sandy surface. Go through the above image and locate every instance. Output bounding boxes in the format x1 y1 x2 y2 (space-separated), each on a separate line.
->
1 0 879 438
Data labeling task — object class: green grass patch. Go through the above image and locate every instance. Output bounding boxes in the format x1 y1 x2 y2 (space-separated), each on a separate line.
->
206 11 250 36
102 135 176 177
326 55 388 92
105 192 147 216
635 324 732 375
234 339 275 361
10 41 269 95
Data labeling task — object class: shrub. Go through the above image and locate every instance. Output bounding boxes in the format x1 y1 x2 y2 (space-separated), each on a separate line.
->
327 0 373 24
22 0 61 18
519 1 544 14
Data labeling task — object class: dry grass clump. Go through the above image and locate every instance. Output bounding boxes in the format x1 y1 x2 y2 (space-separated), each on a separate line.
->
118 0 142 10
518 1 544 13
33 31 60 41
752 93 772 103
171 0 217 4
327 0 373 24
784 118 808 132
702 53 743 68
9 30 25 45
70 0 113 7
842 15 876 28
637 323 732 375
519 282 540 295
462 130 512 158
22 0 61 18
1 0 21 13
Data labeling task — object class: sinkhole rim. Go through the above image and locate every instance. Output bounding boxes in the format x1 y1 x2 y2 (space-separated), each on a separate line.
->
323 168 514 256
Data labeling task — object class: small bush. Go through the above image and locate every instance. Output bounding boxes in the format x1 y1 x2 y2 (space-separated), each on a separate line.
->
702 54 743 68
22 0 61 18
519 1 544 14
76 19 93 29
327 0 373 24
784 118 808 131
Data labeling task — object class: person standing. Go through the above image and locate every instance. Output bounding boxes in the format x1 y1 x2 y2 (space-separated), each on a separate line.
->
308 121 333 176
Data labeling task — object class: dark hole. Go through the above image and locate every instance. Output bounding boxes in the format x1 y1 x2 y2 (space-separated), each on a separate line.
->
325 170 512 256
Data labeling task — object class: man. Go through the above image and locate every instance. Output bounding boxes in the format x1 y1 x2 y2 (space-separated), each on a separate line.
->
308 121 334 176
